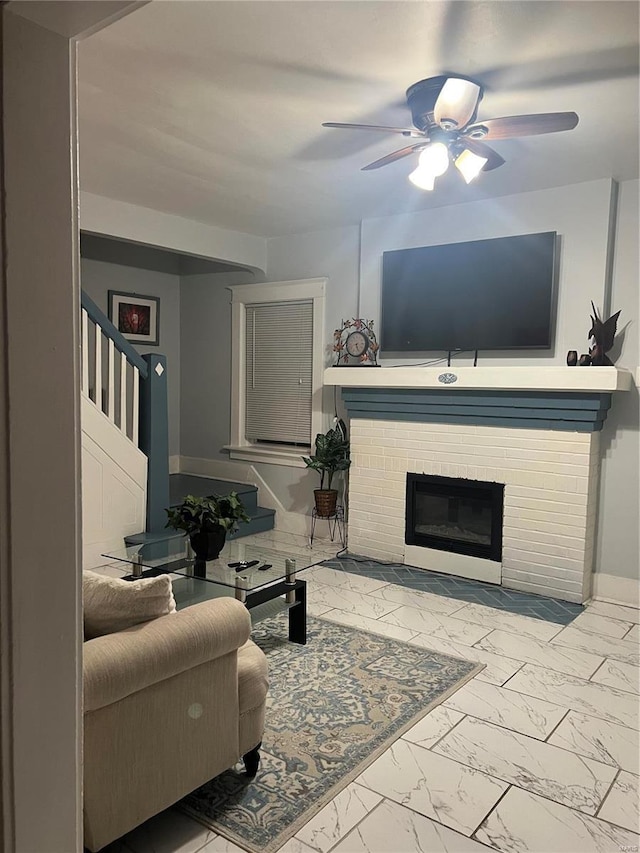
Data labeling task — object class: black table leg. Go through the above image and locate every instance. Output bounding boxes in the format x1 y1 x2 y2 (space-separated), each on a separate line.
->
288 580 307 645
243 741 261 777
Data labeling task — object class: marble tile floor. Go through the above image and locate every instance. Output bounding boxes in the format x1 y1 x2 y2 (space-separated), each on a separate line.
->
96 530 640 853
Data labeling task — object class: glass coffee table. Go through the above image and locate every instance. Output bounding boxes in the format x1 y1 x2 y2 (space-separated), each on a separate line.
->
102 537 322 644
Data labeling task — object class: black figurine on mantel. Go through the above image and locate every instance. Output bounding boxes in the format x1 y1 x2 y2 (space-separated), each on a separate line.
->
588 302 621 366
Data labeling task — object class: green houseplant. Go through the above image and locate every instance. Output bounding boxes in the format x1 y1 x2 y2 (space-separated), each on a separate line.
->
165 492 250 560
303 422 351 517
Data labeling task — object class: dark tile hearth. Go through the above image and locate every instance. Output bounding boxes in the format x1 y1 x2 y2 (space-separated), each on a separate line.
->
321 555 583 625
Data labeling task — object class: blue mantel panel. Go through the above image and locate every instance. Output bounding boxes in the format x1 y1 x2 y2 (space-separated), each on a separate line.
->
341 388 612 433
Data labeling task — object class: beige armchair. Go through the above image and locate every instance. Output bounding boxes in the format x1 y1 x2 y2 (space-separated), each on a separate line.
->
83 597 268 852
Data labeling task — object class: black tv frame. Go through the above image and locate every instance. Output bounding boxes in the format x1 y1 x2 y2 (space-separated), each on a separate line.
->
380 231 559 356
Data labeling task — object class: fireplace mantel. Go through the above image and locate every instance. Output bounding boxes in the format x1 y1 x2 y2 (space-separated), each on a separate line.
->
324 366 632 393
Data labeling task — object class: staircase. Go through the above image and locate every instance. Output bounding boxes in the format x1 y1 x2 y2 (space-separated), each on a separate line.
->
124 475 275 546
81 291 275 565
169 474 275 539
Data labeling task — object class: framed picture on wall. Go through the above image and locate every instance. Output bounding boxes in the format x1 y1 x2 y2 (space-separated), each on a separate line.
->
108 290 160 346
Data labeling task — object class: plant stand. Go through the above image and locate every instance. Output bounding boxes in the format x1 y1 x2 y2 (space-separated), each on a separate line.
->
310 505 346 549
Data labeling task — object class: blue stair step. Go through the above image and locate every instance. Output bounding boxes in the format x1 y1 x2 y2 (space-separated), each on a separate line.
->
124 529 185 547
169 474 274 540
228 506 275 539
169 474 259 515
126 475 275 547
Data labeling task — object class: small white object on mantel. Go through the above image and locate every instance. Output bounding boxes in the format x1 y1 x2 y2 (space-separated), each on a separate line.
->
323 366 632 393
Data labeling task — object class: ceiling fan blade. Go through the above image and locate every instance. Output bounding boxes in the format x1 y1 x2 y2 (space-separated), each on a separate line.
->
361 142 428 171
473 45 640 94
434 78 482 129
322 122 424 137
462 139 506 171
465 112 579 140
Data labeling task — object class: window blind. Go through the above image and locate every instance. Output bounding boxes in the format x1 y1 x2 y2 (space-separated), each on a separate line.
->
245 301 313 445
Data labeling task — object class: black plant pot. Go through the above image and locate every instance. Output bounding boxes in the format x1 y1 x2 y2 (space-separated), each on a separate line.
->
189 528 227 561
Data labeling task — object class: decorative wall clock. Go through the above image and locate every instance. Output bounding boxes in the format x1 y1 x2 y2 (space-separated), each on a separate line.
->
333 318 380 366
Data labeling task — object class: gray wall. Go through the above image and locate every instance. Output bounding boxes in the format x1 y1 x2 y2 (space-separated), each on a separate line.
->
595 179 639 582
80 257 182 457
266 224 361 345
180 270 261 463
261 224 361 510
358 179 614 366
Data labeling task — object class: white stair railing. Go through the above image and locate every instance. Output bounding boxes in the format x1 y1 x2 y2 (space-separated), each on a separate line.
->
81 290 170 536
80 294 148 448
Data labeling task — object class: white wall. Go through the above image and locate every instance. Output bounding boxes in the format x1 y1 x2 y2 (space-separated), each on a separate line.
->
0 4 133 849
3 12 83 850
81 394 147 569
80 191 268 273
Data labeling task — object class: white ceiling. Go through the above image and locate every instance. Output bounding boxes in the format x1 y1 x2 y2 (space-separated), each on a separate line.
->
78 0 640 238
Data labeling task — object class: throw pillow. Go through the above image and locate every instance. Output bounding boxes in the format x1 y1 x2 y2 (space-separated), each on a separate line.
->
83 570 177 640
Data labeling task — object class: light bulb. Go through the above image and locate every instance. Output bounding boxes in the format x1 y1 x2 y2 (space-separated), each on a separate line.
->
417 142 450 177
454 147 488 183
408 167 436 191
434 78 482 129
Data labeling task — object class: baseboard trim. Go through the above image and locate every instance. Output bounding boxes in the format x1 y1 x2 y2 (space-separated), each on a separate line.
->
169 455 181 474
591 572 640 608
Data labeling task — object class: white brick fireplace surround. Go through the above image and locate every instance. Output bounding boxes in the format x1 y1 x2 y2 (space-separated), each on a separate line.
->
349 419 599 602
325 367 632 605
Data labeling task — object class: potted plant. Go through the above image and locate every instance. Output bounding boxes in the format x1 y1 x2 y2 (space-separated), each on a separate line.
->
165 492 250 561
303 422 351 517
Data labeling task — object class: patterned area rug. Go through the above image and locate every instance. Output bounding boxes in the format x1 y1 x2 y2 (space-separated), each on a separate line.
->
180 614 482 853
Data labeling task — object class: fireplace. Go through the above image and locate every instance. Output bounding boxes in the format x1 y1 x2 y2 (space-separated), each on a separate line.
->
405 474 504 562
331 371 630 602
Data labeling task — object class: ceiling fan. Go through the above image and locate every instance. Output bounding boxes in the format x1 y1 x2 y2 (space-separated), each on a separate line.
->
323 75 579 190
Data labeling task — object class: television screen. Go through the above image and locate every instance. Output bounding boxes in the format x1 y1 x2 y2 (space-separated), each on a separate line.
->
381 232 557 353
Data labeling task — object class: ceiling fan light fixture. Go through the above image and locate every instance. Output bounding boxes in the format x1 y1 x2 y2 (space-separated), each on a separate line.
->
408 166 436 191
417 142 450 176
409 142 450 191
454 147 489 184
325 75 578 181
434 78 482 130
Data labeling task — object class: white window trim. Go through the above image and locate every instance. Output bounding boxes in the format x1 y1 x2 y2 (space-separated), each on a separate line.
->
227 278 326 467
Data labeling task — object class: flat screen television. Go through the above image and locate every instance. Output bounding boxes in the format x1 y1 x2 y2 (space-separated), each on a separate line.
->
381 231 558 353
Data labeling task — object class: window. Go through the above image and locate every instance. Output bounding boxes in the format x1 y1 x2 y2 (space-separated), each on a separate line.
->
228 278 326 466
245 301 313 445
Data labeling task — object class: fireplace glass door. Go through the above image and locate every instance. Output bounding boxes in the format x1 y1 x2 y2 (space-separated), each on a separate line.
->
405 474 504 561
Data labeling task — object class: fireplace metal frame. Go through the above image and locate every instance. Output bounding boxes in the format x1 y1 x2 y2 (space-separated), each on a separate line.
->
405 474 504 562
